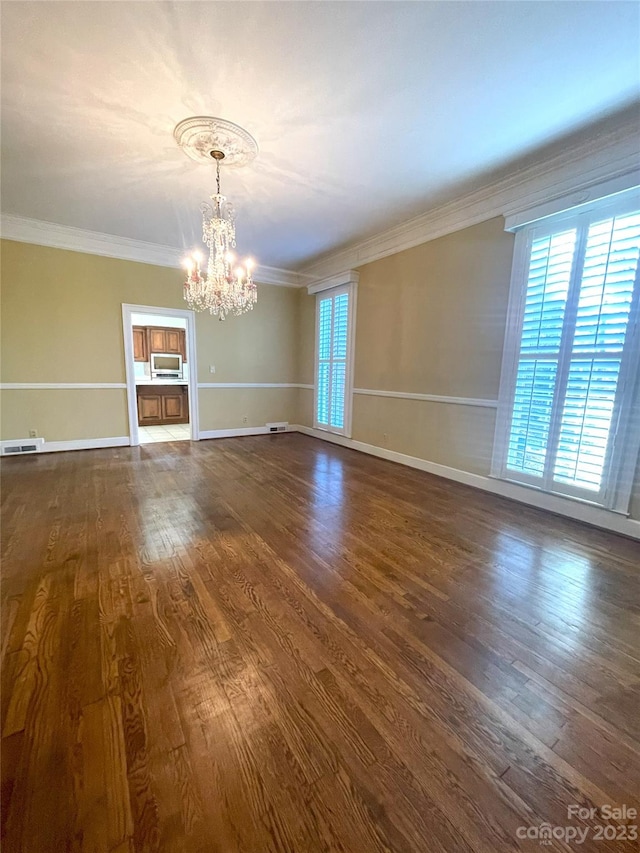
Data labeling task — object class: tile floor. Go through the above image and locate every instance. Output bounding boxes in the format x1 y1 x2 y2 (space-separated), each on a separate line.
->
139 424 191 444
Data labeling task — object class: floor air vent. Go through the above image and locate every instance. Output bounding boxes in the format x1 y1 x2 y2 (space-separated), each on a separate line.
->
1 438 45 455
266 422 288 433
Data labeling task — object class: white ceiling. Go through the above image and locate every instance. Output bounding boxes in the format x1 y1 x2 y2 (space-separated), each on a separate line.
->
1 1 639 270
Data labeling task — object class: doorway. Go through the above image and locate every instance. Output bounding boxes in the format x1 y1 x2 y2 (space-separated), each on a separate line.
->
122 303 199 446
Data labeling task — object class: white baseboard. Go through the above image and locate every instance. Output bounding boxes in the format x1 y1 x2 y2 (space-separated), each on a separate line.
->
291 425 640 540
198 425 293 440
42 436 131 453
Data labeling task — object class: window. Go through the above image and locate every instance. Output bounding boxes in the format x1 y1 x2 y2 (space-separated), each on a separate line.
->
314 284 356 436
493 191 640 512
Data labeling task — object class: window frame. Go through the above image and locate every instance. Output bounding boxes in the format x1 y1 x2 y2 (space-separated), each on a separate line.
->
492 190 640 514
313 281 357 438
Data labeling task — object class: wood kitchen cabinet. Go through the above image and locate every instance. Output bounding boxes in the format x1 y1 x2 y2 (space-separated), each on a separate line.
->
147 327 186 358
164 329 184 355
136 384 189 425
137 393 162 423
132 326 148 362
148 327 167 353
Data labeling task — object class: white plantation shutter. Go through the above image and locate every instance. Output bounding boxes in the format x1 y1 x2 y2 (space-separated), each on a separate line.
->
552 212 640 495
315 287 353 435
506 229 575 479
316 298 332 426
506 360 558 478
495 193 640 511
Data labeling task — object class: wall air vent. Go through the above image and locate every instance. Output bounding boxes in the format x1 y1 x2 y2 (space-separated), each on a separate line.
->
266 422 289 433
1 438 45 455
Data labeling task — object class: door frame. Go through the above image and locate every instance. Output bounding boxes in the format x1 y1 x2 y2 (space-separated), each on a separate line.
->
122 303 199 446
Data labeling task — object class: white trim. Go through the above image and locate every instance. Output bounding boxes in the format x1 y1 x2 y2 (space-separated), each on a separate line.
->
254 266 314 288
491 225 532 478
0 213 304 287
353 388 497 408
604 267 640 514
199 425 291 440
313 291 322 431
610 347 640 515
1 214 183 268
0 382 127 390
504 173 640 232
347 282 358 439
0 381 311 391
1 437 45 454
300 110 640 280
122 303 199 446
197 382 302 389
307 270 360 295
42 436 130 453
291 425 640 540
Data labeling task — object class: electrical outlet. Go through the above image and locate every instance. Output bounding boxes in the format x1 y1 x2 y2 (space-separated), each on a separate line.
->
29 429 38 438
242 416 248 424
209 365 216 374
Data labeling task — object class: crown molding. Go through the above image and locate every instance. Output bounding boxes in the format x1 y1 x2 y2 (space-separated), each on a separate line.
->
307 269 360 295
299 109 640 280
3 108 638 286
502 172 640 232
0 213 304 287
253 265 313 288
0 214 184 268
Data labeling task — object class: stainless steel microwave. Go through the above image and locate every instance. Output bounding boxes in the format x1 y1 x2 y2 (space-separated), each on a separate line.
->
150 352 183 378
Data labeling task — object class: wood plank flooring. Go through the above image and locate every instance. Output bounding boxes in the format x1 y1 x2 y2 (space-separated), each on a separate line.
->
1 433 639 852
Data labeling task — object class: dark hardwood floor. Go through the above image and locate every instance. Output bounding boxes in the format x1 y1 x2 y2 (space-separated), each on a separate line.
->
1 434 639 852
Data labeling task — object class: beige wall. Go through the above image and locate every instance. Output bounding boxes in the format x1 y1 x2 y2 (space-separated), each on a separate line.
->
0 240 298 440
199 387 297 431
295 286 316 425
195 283 297 385
296 386 314 428
297 286 316 386
297 217 640 521
352 394 497 476
1 389 129 441
296 216 512 442
353 217 514 399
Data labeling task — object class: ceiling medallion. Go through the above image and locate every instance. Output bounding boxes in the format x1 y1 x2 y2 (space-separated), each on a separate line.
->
175 117 258 320
173 116 258 168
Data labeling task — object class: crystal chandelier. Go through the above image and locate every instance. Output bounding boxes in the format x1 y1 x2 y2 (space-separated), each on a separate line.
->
175 116 259 320
182 151 256 320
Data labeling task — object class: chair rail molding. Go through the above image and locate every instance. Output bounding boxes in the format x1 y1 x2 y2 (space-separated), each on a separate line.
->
0 382 128 390
353 388 498 408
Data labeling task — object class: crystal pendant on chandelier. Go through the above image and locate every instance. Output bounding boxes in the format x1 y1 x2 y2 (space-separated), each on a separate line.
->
181 144 257 320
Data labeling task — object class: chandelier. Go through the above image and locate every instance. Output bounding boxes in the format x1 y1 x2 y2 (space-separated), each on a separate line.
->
175 117 258 320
